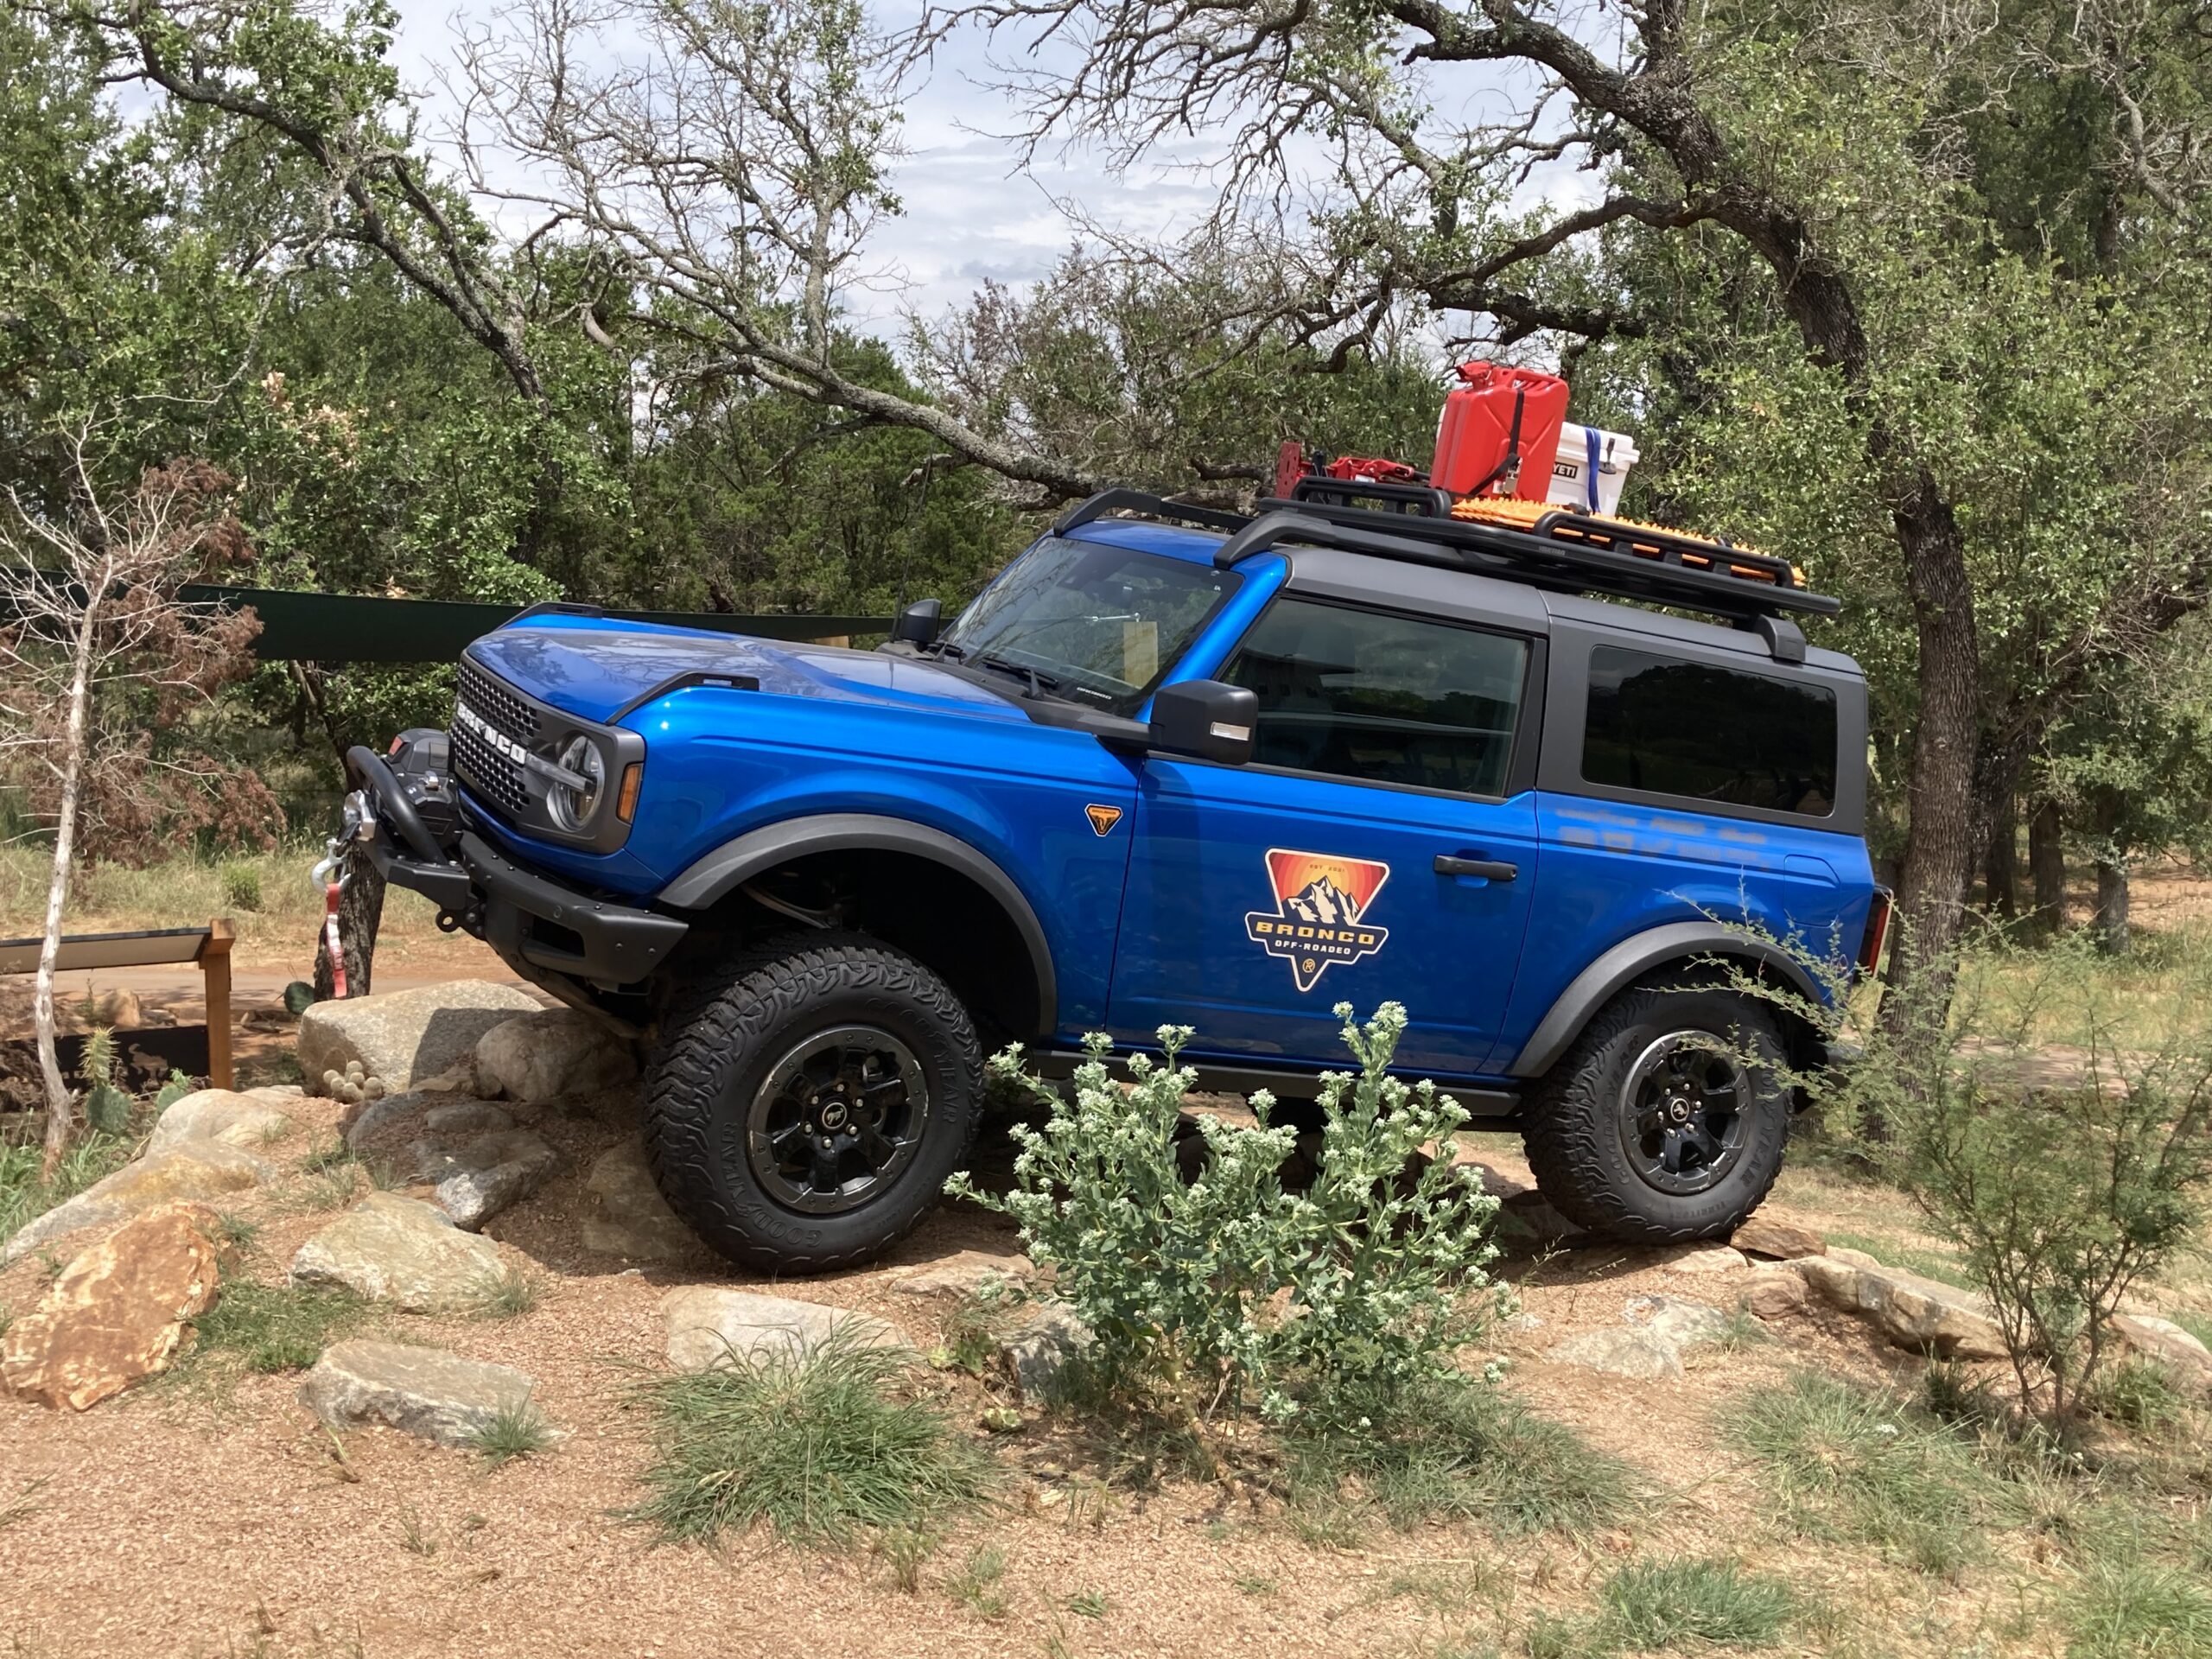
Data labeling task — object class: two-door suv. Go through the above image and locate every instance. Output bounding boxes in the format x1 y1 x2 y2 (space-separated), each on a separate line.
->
345 474 1885 1271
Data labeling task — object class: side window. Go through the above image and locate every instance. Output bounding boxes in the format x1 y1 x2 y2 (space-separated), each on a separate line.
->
1221 597 1529 795
1581 645 1838 817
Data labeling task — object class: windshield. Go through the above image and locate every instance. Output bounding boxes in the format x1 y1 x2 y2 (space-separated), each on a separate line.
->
936 537 1239 715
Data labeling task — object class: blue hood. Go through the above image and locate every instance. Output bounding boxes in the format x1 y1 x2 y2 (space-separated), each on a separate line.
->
467 619 1027 728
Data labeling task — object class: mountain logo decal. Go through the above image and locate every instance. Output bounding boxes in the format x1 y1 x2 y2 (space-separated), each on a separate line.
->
1243 849 1391 992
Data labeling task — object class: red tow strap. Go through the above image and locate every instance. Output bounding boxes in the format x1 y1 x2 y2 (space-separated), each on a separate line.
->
324 880 348 999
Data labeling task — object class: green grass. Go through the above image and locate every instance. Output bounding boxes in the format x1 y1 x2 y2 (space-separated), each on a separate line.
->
2065 1562 2212 1658
1731 1372 1999 1577
0 1129 137 1247
182 1281 373 1378
469 1264 544 1320
2089 1360 2191 1434
947 1543 1010 1618
1065 1589 1108 1618
631 1337 996 1547
2172 1312 2212 1353
1599 1558 1794 1650
469 1398 556 1465
1286 1378 1637 1541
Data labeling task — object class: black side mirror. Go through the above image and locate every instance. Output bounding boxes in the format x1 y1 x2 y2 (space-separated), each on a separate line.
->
1149 679 1258 765
890 599 943 645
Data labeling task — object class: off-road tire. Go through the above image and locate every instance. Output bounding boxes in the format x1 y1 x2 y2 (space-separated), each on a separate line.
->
1521 977 1789 1243
644 931 983 1272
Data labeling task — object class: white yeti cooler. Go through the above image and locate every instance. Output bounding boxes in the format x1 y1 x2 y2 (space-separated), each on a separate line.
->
1546 422 1639 517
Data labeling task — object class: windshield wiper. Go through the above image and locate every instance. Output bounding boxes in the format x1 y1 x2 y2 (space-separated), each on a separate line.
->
913 638 967 661
971 653 1062 697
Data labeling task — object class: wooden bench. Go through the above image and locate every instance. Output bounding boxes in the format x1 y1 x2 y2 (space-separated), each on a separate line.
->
0 921 236 1090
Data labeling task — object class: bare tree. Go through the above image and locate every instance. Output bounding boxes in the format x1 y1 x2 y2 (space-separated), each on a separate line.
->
0 433 262 1174
450 0 1107 499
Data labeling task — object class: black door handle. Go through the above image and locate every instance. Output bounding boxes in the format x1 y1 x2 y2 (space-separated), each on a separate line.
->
1435 855 1518 881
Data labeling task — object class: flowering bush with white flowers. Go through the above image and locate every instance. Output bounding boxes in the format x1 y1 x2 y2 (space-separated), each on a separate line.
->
945 1002 1507 1428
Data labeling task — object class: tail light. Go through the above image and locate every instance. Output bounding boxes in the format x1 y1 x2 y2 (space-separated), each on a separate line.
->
1857 887 1894 976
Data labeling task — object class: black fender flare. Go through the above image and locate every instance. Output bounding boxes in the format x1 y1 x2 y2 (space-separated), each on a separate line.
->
658 813 1058 1035
1507 921 1822 1078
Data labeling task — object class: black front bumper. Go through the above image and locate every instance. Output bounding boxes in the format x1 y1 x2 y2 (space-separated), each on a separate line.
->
346 744 688 992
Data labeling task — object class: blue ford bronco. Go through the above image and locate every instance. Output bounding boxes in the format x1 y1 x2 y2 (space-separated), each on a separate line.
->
345 478 1885 1271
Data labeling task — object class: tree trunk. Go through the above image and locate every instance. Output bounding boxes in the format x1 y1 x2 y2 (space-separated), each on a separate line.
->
313 847 386 1001
2094 861 2130 956
1881 480 1980 1037
1982 789 2018 918
2029 798 2066 938
36 597 103 1178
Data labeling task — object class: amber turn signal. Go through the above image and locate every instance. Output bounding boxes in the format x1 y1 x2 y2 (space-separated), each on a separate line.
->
615 762 644 823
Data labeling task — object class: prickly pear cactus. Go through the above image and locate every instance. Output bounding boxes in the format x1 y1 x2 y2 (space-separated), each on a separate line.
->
85 1081 133 1135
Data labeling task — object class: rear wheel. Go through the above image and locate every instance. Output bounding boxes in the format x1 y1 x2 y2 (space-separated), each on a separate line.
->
645 932 983 1272
1521 978 1790 1243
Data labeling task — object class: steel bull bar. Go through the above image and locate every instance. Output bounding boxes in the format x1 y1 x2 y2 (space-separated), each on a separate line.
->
342 744 688 990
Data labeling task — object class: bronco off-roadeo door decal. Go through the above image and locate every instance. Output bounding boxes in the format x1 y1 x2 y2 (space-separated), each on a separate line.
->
1084 804 1123 836
1243 849 1391 992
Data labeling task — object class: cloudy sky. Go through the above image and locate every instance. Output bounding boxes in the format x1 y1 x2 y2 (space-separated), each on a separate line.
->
385 0 1249 339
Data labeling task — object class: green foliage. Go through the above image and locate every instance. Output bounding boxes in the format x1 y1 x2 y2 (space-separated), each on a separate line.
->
469 1398 556 1466
949 1002 1504 1427
1596 1558 1795 1651
631 1337 995 1546
0 1129 135 1245
468 1264 543 1321
2064 1562 2212 1659
1284 1376 1637 1539
186 1281 370 1376
150 1071 196 1114
219 862 263 912
946 1543 1010 1618
1732 1373 1996 1577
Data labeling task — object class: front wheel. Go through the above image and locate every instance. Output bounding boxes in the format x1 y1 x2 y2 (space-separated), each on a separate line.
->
1521 978 1790 1243
644 932 983 1272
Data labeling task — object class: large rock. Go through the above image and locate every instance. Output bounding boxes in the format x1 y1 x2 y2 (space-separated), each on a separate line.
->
661 1287 912 1372
1624 1293 1742 1350
408 1128 563 1231
1732 1214 1827 1261
1796 1254 2007 1359
890 1249 1036 1300
146 1090 296 1156
300 1340 537 1447
1663 1244 1749 1276
1744 1267 1810 1319
3 1145 267 1265
2 1203 222 1410
582 1140 696 1262
423 1100 515 1139
474 1009 637 1105
2112 1313 2212 1387
1549 1325 1684 1381
1002 1302 1094 1403
298 981 539 1096
290 1192 510 1313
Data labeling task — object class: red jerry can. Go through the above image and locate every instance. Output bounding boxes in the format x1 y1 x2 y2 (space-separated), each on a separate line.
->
1431 361 1570 501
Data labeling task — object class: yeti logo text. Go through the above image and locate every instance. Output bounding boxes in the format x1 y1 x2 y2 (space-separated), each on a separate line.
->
1243 849 1391 992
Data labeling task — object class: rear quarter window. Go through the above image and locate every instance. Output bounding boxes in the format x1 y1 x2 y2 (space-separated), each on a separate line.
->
1581 645 1838 817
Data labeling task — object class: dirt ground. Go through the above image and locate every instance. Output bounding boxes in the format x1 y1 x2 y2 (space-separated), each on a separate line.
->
5 880 2208 1657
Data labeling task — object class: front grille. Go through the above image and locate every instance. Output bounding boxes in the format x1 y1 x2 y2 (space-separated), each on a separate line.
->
451 658 535 816
449 719 529 813
458 660 539 741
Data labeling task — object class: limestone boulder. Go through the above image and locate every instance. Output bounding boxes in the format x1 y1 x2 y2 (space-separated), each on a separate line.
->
298 981 539 1095
1624 1293 1744 1350
300 1340 538 1448
423 1100 516 1139
289 1192 510 1312
1664 1244 1749 1276
3 1144 268 1266
582 1140 696 1262
2112 1313 2212 1388
1744 1267 1810 1319
889 1249 1036 1300
1796 1254 2007 1359
661 1287 913 1372
1549 1325 1684 1381
474 1009 638 1105
1731 1214 1827 1261
408 1128 563 1231
1001 1303 1094 1403
146 1090 296 1156
2 1203 223 1410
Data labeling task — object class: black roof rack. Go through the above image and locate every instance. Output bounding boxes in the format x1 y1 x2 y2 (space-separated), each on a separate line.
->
1051 484 1839 626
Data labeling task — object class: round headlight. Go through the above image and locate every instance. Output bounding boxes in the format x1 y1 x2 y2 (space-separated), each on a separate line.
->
550 735 607 831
